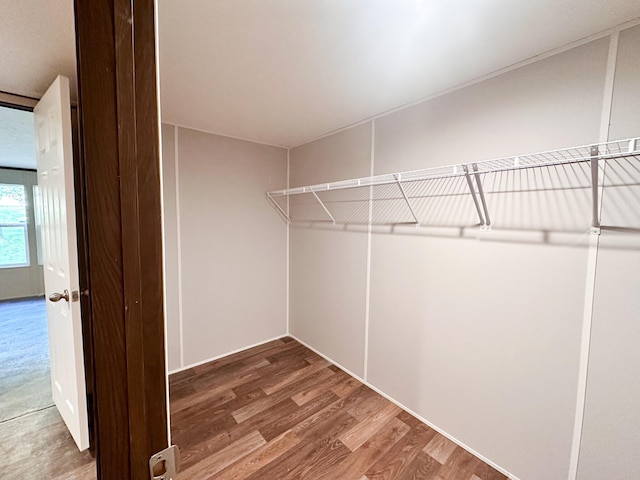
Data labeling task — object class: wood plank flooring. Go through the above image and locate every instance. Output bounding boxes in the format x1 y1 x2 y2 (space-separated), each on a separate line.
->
170 337 507 480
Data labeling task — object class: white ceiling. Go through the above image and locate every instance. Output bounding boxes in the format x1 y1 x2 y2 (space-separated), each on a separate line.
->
0 1 639 155
158 0 640 147
0 0 77 102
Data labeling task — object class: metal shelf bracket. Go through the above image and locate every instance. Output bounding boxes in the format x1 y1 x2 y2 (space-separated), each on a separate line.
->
310 188 336 224
472 163 492 230
462 164 486 227
394 174 420 226
266 193 291 223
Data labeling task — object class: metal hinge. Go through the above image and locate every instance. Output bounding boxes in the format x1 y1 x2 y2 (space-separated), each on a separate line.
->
149 445 180 480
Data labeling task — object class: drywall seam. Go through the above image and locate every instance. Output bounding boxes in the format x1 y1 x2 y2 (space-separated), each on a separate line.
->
595 30 619 223
599 32 620 144
570 234 601 480
289 334 521 480
363 120 375 381
167 335 286 375
291 17 640 149
596 31 620 221
174 125 185 369
568 31 619 480
286 148 290 335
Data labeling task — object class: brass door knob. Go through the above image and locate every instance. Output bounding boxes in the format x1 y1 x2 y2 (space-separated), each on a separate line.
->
49 290 70 303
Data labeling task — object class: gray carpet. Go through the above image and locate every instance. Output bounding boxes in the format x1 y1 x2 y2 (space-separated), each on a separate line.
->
0 297 53 423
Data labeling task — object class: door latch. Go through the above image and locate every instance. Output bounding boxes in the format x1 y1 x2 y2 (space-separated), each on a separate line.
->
149 445 179 480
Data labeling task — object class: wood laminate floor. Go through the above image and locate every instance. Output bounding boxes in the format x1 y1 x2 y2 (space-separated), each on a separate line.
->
170 337 507 480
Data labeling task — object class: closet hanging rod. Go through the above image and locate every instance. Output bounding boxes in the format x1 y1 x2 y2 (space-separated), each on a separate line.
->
267 137 639 198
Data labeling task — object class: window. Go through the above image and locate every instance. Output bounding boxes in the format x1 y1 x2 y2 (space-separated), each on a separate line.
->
0 183 29 268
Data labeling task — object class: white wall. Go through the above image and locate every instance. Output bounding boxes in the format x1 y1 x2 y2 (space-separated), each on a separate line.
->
290 124 372 377
161 125 181 370
289 26 640 480
0 168 44 300
161 125 288 372
608 25 640 142
576 25 640 480
577 233 640 480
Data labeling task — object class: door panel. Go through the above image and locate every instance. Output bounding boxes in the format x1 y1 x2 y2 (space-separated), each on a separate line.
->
34 75 89 451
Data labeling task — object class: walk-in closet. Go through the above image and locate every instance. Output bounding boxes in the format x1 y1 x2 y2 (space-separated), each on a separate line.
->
2 2 639 479
157 6 640 479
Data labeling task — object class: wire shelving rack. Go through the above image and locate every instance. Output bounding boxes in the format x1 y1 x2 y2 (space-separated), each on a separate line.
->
267 138 640 232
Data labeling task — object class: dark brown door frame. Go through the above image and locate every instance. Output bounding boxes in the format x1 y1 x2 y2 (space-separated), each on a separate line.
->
74 1 168 479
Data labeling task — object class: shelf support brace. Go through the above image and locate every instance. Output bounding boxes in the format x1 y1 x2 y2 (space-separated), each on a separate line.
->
394 174 420 226
590 145 600 231
471 163 491 229
266 193 291 223
463 164 485 227
310 188 336 224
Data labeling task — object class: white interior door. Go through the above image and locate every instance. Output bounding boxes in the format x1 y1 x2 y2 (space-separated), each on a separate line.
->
34 75 89 451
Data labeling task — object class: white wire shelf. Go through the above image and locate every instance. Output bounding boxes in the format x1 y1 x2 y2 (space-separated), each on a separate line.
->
267 137 640 231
